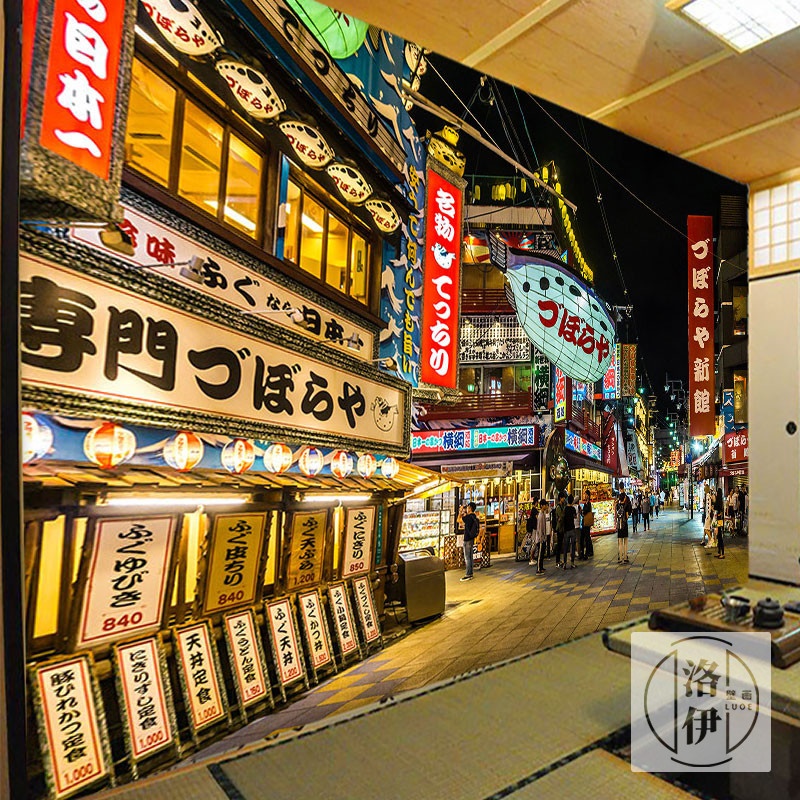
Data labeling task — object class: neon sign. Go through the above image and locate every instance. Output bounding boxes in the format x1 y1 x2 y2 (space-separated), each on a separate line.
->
564 429 601 461
412 425 540 454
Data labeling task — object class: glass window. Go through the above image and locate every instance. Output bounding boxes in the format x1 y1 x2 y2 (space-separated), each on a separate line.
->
733 370 748 423
459 367 479 394
125 59 176 185
224 134 262 237
349 231 369 303
326 214 349 292
283 179 301 263
299 194 325 279
178 101 223 212
732 284 748 336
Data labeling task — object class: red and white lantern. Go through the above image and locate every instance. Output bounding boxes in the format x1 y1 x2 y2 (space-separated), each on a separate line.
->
21 413 54 464
357 453 377 478
365 198 401 233
263 443 293 473
141 0 223 56
380 457 399 479
326 163 372 204
330 450 354 479
163 431 204 472
221 438 255 474
298 446 324 477
84 422 136 469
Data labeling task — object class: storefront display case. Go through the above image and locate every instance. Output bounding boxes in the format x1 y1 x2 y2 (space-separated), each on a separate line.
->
399 510 450 557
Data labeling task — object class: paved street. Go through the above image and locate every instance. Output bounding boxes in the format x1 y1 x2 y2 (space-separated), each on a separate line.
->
193 508 747 761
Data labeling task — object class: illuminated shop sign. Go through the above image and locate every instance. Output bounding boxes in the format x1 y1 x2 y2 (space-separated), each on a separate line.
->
602 346 619 399
488 233 615 383
564 429 601 461
554 366 570 424
411 425 539 454
723 429 748 464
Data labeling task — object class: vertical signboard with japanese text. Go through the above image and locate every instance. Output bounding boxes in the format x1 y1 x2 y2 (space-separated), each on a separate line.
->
201 513 267 615
222 610 271 710
352 576 381 646
688 216 715 436
327 582 360 663
21 0 136 220
297 589 335 679
602 345 619 399
342 507 375 577
265 597 306 691
75 515 177 649
284 510 327 591
553 367 571 423
620 344 637 397
421 167 463 387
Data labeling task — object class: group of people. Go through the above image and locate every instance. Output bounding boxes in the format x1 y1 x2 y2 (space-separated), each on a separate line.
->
523 490 595 574
630 488 665 533
702 484 748 558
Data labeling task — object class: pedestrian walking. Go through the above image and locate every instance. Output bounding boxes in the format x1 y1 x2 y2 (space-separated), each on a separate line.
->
459 502 479 580
715 488 726 558
660 489 666 509
561 494 578 569
615 488 633 564
641 492 651 530
702 497 713 546
736 486 746 534
525 508 537 565
632 490 641 533
651 490 659 518
552 493 567 568
579 488 594 559
532 498 548 574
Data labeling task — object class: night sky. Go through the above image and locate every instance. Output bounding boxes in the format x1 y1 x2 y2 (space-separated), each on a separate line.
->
412 53 746 403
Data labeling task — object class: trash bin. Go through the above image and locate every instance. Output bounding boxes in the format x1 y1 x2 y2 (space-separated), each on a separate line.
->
397 548 446 623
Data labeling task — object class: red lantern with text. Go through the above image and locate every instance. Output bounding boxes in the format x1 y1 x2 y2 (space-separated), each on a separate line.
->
357 453 377 478
21 413 54 464
330 450 354 478
221 438 255 474
421 169 462 387
163 431 204 472
298 446 324 476
84 422 136 469
263 443 293 473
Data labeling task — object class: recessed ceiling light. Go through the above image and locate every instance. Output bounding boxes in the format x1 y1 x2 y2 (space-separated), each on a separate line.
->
670 0 800 52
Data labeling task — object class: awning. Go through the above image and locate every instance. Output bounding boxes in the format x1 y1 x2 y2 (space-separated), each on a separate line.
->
564 450 614 476
718 465 748 477
410 450 539 478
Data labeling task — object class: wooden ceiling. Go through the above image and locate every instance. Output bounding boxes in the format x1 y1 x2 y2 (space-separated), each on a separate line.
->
334 0 800 185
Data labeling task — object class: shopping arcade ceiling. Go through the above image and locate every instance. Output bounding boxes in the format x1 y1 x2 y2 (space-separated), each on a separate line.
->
329 0 800 186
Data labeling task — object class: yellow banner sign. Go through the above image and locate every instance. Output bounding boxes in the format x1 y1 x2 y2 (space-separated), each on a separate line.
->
285 510 327 591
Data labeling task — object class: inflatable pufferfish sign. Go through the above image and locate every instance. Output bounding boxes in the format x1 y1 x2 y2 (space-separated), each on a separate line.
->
488 232 616 384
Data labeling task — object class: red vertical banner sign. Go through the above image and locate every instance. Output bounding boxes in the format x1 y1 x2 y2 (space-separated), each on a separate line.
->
553 366 572 423
420 169 463 387
688 216 715 436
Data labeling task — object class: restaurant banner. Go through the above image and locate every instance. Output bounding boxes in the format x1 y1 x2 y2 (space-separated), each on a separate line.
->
30 654 111 799
723 429 749 464
352 576 381 646
554 367 571 423
420 166 463 388
21 255 409 454
222 609 272 711
688 215 715 436
21 0 136 221
620 344 637 397
75 515 177 649
342 506 376 577
284 510 327 592
114 637 176 766
201 513 268 615
327 582 360 663
412 424 540 455
297 589 335 680
172 621 228 733
602 345 619 399
264 597 307 692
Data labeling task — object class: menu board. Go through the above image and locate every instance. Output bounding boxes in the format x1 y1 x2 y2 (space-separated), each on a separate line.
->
223 610 271 709
591 499 616 533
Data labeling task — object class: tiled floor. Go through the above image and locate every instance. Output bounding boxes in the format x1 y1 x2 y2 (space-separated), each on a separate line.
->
192 508 747 761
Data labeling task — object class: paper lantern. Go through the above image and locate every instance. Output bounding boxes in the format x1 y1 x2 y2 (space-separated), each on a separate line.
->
298 446 324 477
357 453 376 478
21 413 53 464
380 457 399 479
163 431 204 472
264 443 293 473
285 0 368 58
84 422 136 469
326 163 372 204
330 450 354 479
221 438 255 474
365 198 401 233
215 60 285 120
279 121 334 169
142 0 223 55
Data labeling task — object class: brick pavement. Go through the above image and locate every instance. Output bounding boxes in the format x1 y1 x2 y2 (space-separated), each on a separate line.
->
190 508 748 762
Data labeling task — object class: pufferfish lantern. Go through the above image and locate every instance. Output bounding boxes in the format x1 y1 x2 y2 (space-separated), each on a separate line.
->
426 125 466 177
141 0 223 56
215 60 286 120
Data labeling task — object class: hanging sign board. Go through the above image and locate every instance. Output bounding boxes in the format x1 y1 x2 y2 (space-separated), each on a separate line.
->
30 655 110 799
201 513 268 615
75 515 177 649
341 506 375 577
351 576 381 646
265 597 307 689
420 168 463 388
554 367 571 424
173 622 227 733
688 215 716 437
21 255 408 454
297 589 335 676
284 510 327 591
327 582 360 662
223 609 272 709
114 637 175 763
723 429 749 464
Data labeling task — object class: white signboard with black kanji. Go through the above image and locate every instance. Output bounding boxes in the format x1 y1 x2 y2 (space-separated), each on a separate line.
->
265 597 307 694
352 576 382 648
297 589 335 682
327 582 361 664
223 609 272 711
